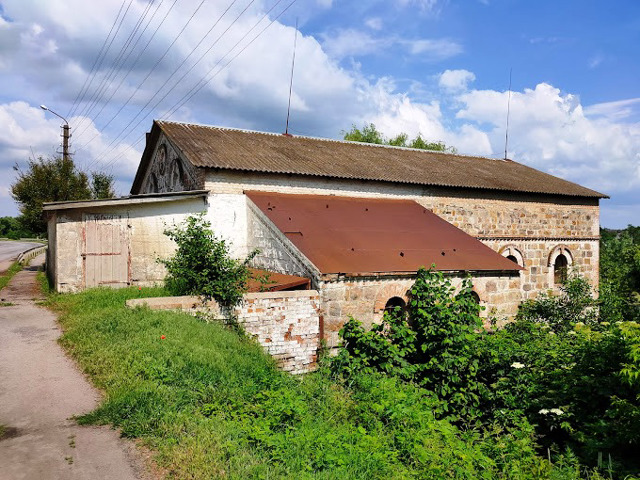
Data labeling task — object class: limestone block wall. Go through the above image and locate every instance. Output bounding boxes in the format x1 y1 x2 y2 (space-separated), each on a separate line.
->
204 170 601 300
319 272 522 348
128 290 321 374
483 238 599 297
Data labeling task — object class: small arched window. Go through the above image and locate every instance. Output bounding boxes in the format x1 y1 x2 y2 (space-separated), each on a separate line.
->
470 291 481 304
554 253 569 285
384 296 406 314
506 255 519 264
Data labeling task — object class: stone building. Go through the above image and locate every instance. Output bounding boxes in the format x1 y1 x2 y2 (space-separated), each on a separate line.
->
129 120 604 346
45 120 607 348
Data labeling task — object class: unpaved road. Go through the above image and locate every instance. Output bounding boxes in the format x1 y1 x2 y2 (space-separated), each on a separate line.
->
0 240 43 273
0 256 150 480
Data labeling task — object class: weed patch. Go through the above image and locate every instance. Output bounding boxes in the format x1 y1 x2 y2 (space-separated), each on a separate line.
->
0 262 21 292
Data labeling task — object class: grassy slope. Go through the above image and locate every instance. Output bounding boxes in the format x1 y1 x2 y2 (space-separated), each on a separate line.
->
51 288 585 479
0 262 22 291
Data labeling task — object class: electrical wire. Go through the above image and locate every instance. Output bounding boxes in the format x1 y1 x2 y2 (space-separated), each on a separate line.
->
73 0 168 142
73 0 158 134
80 0 210 169
68 0 135 118
96 0 298 172
74 0 181 152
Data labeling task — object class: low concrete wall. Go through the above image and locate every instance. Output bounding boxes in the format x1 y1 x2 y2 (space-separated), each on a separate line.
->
127 290 321 374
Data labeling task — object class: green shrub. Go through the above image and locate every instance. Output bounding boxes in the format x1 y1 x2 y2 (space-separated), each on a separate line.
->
333 267 488 421
159 214 256 309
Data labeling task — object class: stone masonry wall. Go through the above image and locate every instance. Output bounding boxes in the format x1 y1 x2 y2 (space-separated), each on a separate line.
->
320 272 522 348
128 290 321 374
204 170 601 347
204 170 600 293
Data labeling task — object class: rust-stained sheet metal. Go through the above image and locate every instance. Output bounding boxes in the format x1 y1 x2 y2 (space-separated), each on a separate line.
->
246 192 523 276
247 268 310 292
151 121 607 199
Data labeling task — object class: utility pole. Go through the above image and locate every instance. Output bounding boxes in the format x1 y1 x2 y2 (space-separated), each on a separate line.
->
40 105 70 161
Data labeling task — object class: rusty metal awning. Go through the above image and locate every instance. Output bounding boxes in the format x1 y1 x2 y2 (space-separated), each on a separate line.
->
246 192 522 276
247 268 310 292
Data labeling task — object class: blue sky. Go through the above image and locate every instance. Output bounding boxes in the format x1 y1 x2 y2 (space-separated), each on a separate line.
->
0 0 638 227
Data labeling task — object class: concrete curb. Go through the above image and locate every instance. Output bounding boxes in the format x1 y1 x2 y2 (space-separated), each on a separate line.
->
17 245 47 265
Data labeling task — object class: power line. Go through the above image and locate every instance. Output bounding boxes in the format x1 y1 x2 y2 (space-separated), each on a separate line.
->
73 0 159 134
74 0 181 152
163 0 297 121
95 0 298 172
81 0 209 168
73 0 167 142
68 0 134 118
87 0 259 168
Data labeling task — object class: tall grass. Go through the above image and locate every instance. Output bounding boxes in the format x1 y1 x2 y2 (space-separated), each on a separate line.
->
51 287 589 479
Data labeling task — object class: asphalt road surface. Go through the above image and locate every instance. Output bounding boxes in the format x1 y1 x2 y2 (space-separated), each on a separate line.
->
0 241 44 272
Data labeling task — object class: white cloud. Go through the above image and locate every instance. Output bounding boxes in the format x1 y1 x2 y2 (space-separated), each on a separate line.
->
365 17 383 30
584 98 640 121
316 0 333 7
588 53 604 69
395 0 442 15
439 69 475 91
322 29 461 61
403 38 462 58
456 83 640 196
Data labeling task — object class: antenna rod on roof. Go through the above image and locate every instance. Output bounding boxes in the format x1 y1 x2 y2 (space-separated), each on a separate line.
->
504 67 512 160
284 18 299 136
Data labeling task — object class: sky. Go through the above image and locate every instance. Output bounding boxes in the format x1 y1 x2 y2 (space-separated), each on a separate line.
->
0 0 638 227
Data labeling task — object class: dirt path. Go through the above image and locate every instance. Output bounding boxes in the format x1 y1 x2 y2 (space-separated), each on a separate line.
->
0 256 152 480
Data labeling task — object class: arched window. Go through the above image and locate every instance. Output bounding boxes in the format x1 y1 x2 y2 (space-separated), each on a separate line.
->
470 291 481 304
554 253 569 285
384 296 406 314
499 245 524 267
506 254 519 264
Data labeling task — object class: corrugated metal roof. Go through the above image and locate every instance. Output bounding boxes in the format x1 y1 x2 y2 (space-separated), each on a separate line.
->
247 268 310 292
151 120 607 198
247 191 523 275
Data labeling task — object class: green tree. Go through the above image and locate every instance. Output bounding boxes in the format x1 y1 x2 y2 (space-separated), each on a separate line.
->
11 156 116 235
342 123 457 153
90 172 116 199
0 216 33 239
342 122 385 144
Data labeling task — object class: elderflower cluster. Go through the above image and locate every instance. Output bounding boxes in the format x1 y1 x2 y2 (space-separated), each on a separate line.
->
538 408 564 416
511 362 525 369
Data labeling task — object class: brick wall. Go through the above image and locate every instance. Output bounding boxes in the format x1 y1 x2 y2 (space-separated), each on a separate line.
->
128 290 321 374
238 291 320 374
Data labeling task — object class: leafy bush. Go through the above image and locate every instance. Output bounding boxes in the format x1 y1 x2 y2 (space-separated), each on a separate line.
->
333 268 488 421
599 228 640 322
159 214 256 309
333 266 640 477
